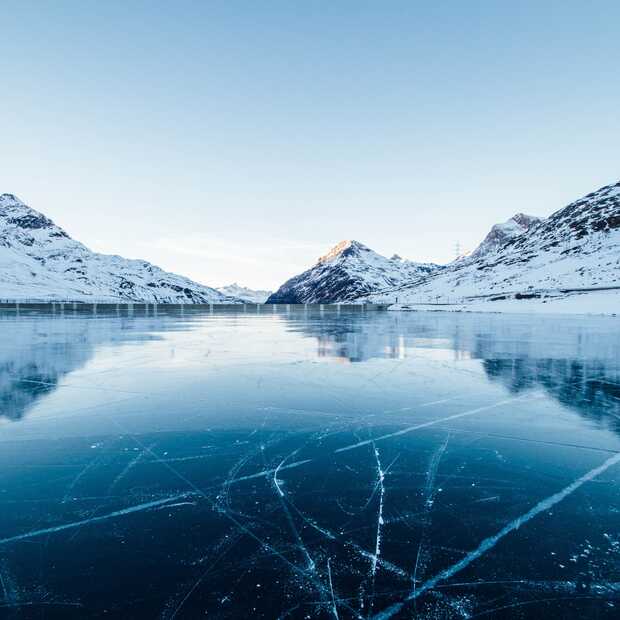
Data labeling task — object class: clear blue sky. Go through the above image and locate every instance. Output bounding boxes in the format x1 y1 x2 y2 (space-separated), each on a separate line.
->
2 1 619 289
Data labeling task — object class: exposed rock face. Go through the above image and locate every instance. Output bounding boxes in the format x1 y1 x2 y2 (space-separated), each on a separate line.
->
266 240 438 304
0 194 238 303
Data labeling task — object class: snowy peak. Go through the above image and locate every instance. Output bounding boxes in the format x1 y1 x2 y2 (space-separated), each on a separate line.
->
470 212 542 259
511 213 541 229
0 193 58 232
217 283 272 304
0 193 25 207
1 196 72 249
0 194 237 304
318 240 371 264
267 241 438 303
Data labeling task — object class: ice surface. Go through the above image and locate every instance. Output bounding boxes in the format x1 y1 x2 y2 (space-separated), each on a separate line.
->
0 306 618 618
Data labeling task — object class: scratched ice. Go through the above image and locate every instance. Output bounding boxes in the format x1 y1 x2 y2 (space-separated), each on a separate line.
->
0 305 619 618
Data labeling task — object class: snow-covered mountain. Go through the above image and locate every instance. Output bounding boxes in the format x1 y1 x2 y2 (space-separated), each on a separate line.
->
365 181 620 305
4 180 618 308
266 240 438 303
0 194 238 303
469 213 542 259
217 283 272 304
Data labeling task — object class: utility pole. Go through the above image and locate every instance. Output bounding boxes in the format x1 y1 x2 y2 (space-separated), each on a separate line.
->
454 241 461 260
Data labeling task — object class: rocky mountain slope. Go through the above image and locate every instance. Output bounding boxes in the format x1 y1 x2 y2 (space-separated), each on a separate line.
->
0 194 237 303
266 240 438 303
469 213 542 259
217 283 272 303
365 181 620 305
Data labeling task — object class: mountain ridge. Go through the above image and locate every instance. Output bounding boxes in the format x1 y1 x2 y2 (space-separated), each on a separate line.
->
0 194 238 303
469 213 542 260
217 283 272 303
3 181 618 307
364 180 620 305
266 239 438 304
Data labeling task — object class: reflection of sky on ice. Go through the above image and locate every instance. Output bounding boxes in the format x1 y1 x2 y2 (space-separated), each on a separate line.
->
0 306 619 618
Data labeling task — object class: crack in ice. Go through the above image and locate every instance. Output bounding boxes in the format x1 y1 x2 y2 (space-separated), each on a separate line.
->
371 451 620 619
0 494 194 546
327 558 339 619
336 395 535 453
371 445 385 578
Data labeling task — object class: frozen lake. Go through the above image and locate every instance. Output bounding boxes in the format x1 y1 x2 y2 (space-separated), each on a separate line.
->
0 305 619 619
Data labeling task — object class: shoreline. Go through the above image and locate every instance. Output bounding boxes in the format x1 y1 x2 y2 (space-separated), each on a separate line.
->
387 289 619 317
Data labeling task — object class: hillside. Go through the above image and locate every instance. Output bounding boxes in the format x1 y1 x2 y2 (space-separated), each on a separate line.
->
365 181 620 309
266 240 438 304
0 194 237 303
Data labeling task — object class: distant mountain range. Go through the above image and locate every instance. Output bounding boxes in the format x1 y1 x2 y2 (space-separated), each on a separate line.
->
2 181 618 307
267 181 619 306
217 283 272 303
264 213 548 305
0 194 238 303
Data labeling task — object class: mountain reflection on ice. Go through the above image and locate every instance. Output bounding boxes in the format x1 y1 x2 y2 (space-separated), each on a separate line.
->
0 306 618 619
